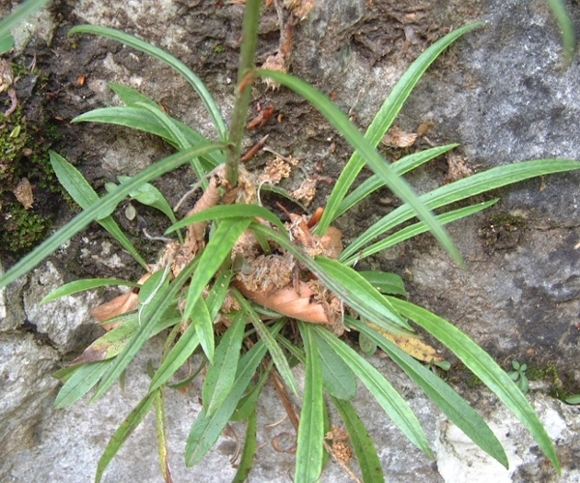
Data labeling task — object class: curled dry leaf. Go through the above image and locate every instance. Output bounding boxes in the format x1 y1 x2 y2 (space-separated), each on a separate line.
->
90 273 152 330
247 104 275 130
233 216 344 334
234 279 329 324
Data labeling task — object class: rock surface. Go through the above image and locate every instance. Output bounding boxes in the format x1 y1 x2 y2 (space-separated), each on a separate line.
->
1 0 580 482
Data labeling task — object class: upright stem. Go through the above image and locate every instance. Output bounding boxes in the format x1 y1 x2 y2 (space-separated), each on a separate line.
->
226 0 262 188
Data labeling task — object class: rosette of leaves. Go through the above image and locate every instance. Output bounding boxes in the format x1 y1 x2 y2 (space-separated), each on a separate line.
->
1 2 579 481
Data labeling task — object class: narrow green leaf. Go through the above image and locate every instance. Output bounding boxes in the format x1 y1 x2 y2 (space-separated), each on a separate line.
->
92 256 199 401
0 34 14 54
183 218 251 328
54 360 112 409
232 406 258 483
341 159 580 262
547 0 576 65
40 278 139 304
138 267 170 305
230 364 270 422
206 271 233 320
0 0 50 43
258 69 462 266
295 322 324 483
386 297 559 472
0 143 222 290
166 204 286 234
154 388 172 483
49 152 149 268
50 151 113 219
349 316 508 468
358 271 408 297
314 257 410 332
69 25 227 140
313 326 432 457
72 318 138 364
149 318 200 393
331 396 385 483
191 297 214 363
135 101 208 187
203 311 246 415
186 322 283 466
344 200 498 264
312 330 357 400
108 82 158 107
335 144 459 220
95 390 158 483
73 105 224 170
311 23 481 235
234 290 298 396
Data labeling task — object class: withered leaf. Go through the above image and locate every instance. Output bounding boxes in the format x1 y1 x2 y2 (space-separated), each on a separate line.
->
368 322 443 363
234 280 329 323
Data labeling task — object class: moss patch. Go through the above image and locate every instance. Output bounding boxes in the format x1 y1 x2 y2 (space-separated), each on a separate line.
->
0 63 66 258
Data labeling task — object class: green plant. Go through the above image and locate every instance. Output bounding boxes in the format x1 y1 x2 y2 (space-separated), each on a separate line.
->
508 360 530 395
565 394 580 404
0 0 50 54
1 2 578 482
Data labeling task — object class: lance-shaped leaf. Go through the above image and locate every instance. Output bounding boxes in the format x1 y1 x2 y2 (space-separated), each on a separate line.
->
348 316 507 468
185 322 283 466
313 326 432 457
331 396 385 483
50 152 148 268
386 297 558 472
295 322 324 483
202 311 246 415
95 390 158 483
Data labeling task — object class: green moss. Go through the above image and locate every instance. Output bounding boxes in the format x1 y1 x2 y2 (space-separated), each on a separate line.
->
489 213 527 231
0 69 67 256
0 202 52 252
524 361 580 401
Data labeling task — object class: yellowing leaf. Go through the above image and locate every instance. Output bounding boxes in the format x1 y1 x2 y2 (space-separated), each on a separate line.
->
367 322 443 363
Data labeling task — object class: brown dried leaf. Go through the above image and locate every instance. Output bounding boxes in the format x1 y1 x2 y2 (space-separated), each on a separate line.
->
90 291 139 329
90 273 151 329
381 126 417 148
320 226 343 258
234 280 329 323
13 177 34 209
247 104 275 130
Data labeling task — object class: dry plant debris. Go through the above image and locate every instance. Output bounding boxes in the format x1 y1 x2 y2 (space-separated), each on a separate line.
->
13 177 34 209
381 126 417 148
445 151 474 183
